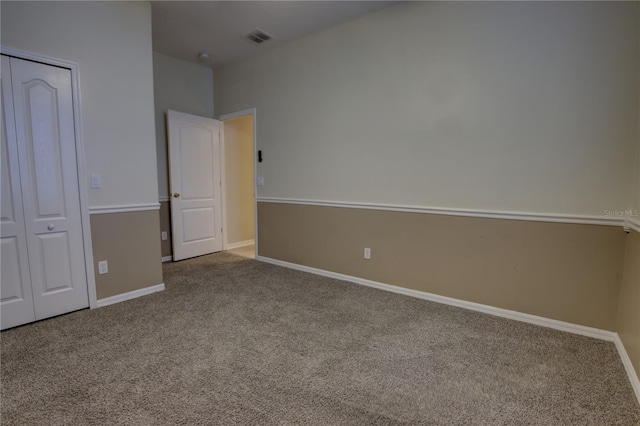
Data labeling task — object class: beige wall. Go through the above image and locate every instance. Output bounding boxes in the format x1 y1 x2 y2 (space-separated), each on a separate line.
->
153 52 214 199
91 211 163 300
223 116 255 245
636 11 640 214
2 1 159 207
618 230 640 380
258 202 626 331
159 201 172 258
215 2 639 217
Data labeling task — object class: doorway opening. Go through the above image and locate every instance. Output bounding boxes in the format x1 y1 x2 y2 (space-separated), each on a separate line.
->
219 109 257 259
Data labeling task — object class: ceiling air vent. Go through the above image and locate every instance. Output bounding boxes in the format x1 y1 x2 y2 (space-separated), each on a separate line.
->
242 29 273 45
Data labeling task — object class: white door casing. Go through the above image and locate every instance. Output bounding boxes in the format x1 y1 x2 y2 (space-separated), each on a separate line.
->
168 110 223 261
1 58 36 328
1 56 88 329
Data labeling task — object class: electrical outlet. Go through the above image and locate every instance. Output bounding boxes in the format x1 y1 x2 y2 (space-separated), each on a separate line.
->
364 247 371 260
98 260 108 275
257 176 265 186
161 231 168 241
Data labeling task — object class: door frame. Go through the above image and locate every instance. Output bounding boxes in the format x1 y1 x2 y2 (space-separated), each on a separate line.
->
217 108 258 258
1 46 98 309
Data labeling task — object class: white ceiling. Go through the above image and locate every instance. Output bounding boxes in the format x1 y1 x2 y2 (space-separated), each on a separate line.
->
151 1 400 69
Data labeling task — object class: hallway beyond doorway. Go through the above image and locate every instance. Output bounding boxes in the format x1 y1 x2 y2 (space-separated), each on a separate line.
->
227 244 255 259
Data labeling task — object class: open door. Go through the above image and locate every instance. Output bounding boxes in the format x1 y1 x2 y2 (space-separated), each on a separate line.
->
167 110 222 261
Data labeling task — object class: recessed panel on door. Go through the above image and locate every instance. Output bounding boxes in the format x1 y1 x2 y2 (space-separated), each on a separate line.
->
1 126 15 223
182 208 215 243
36 232 74 294
1 237 26 302
23 80 66 219
179 126 215 200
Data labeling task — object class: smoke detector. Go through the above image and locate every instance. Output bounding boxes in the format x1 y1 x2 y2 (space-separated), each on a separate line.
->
242 29 273 45
198 52 210 61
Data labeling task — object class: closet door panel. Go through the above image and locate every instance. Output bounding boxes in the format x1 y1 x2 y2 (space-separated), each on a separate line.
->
0 57 36 330
10 57 88 321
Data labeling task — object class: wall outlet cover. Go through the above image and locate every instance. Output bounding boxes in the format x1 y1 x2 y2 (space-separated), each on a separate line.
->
98 260 108 274
364 247 371 259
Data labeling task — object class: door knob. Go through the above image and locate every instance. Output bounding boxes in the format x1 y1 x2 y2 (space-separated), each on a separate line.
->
173 192 180 198
47 224 55 230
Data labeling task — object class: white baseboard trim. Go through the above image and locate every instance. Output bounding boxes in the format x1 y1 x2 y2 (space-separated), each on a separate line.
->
256 256 616 342
614 333 640 405
161 256 172 263
226 239 255 250
256 198 624 227
96 283 165 308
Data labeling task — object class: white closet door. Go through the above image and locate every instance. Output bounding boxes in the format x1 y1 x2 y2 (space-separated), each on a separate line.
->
1 59 37 329
9 57 88 320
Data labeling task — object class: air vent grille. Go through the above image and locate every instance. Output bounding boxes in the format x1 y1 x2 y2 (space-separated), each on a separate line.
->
243 29 273 45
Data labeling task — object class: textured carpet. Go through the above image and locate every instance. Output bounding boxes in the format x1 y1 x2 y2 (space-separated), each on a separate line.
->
2 253 639 425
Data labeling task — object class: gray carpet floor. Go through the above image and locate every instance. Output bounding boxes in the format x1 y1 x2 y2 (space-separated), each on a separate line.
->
2 253 639 425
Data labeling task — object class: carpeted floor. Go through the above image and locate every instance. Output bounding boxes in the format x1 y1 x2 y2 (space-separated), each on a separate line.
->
2 253 639 425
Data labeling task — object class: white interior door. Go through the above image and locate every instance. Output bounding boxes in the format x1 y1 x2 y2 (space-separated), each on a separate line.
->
1 59 36 329
168 110 223 261
0 56 88 329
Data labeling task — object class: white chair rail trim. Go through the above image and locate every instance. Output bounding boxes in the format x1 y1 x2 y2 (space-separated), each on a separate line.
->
89 203 160 215
257 197 624 227
625 217 640 234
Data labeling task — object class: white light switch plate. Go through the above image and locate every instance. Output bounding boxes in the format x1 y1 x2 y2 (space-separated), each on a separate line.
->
91 174 102 189
257 176 265 186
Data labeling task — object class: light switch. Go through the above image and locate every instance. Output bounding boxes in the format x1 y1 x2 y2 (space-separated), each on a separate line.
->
91 174 102 189
257 176 265 186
